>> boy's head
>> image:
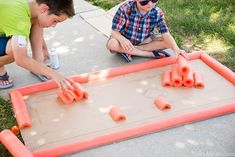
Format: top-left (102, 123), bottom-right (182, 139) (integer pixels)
top-left (36, 0), bottom-right (75, 28)
top-left (136, 0), bottom-right (158, 12)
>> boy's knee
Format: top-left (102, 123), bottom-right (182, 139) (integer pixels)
top-left (6, 54), bottom-right (14, 63)
top-left (106, 38), bottom-right (119, 51)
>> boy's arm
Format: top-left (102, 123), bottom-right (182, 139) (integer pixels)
top-left (30, 24), bottom-right (48, 62)
top-left (111, 30), bottom-right (134, 52)
top-left (162, 32), bottom-right (188, 59)
top-left (111, 30), bottom-right (125, 42)
top-left (11, 35), bottom-right (65, 85)
top-left (42, 38), bottom-right (49, 60)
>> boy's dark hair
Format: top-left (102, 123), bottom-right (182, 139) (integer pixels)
top-left (36, 0), bottom-right (75, 17)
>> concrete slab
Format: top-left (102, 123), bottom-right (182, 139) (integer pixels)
top-left (65, 113), bottom-right (235, 157)
top-left (74, 0), bottom-right (99, 14)
top-left (78, 0), bottom-right (126, 37)
top-left (79, 8), bottom-right (112, 37)
top-left (81, 14), bottom-right (112, 37)
top-left (79, 9), bottom-right (106, 19)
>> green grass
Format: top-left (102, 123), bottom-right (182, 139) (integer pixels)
top-left (0, 97), bottom-right (19, 157)
top-left (86, 0), bottom-right (235, 71)
top-left (86, 0), bottom-right (124, 10)
top-left (160, 0), bottom-right (235, 70)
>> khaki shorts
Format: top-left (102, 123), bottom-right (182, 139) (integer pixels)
top-left (106, 33), bottom-right (163, 53)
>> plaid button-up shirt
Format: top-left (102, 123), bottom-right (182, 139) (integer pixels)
top-left (112, 0), bottom-right (168, 45)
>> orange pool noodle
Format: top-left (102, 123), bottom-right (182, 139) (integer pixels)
top-left (10, 90), bottom-right (32, 129)
top-left (171, 64), bottom-right (183, 87)
top-left (188, 51), bottom-right (202, 60)
top-left (183, 70), bottom-right (194, 87)
top-left (0, 129), bottom-right (33, 157)
top-left (109, 107), bottom-right (126, 121)
top-left (57, 91), bottom-right (74, 104)
top-left (178, 55), bottom-right (190, 76)
top-left (18, 81), bottom-right (57, 96)
top-left (58, 82), bottom-right (88, 104)
top-left (11, 125), bottom-right (20, 135)
top-left (162, 71), bottom-right (172, 87)
top-left (72, 83), bottom-right (89, 100)
top-left (201, 53), bottom-right (235, 85)
top-left (154, 97), bottom-right (171, 111)
top-left (193, 72), bottom-right (205, 88)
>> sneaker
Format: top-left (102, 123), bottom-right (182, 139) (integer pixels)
top-left (152, 50), bottom-right (171, 57)
top-left (31, 72), bottom-right (49, 82)
top-left (119, 53), bottom-right (132, 62)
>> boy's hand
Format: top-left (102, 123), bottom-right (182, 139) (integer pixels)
top-left (50, 72), bottom-right (73, 90)
top-left (176, 49), bottom-right (189, 60)
top-left (119, 38), bottom-right (134, 53)
top-left (59, 78), bottom-right (75, 91)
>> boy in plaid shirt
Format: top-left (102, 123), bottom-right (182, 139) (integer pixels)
top-left (106, 0), bottom-right (187, 62)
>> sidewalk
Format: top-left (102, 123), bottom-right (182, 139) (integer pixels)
top-left (1, 0), bottom-right (235, 156)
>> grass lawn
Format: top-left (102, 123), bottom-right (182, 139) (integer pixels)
top-left (86, 0), bottom-right (235, 71)
top-left (0, 97), bottom-right (19, 156)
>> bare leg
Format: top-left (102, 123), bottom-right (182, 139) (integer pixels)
top-left (0, 55), bottom-right (14, 69)
top-left (0, 39), bottom-right (14, 73)
top-left (107, 38), bottom-right (155, 58)
top-left (137, 39), bottom-right (169, 52)
top-left (0, 38), bottom-right (14, 87)
top-left (107, 37), bottom-right (169, 58)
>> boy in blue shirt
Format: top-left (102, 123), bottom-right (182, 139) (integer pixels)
top-left (106, 0), bottom-right (187, 62)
